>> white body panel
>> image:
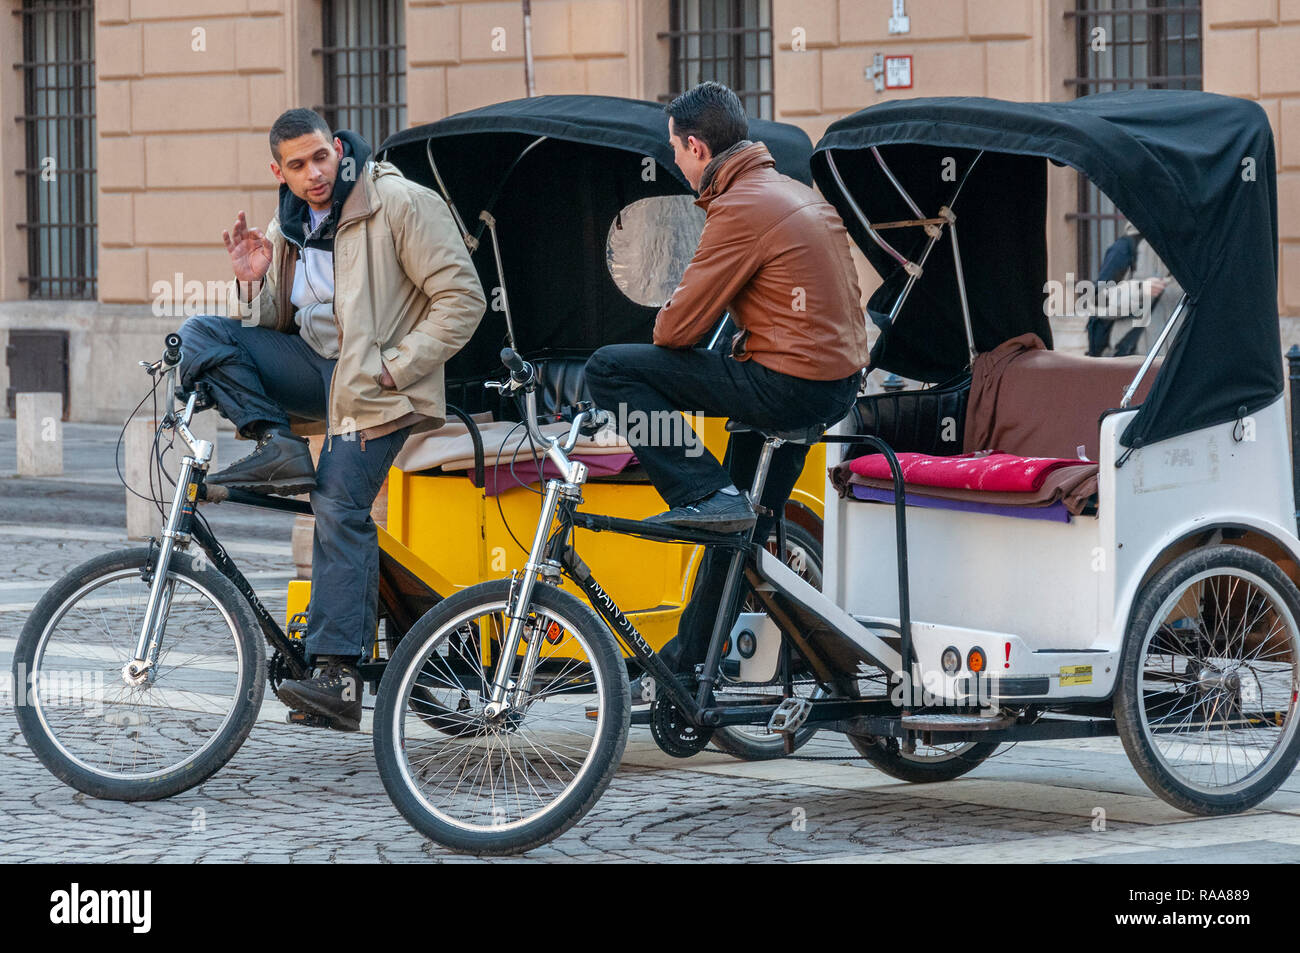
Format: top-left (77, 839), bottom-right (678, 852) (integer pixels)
top-left (823, 394), bottom-right (1300, 704)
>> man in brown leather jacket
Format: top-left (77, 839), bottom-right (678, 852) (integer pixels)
top-left (585, 81), bottom-right (868, 676)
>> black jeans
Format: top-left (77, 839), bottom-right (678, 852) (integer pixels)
top-left (177, 314), bottom-right (411, 660)
top-left (584, 343), bottom-right (858, 673)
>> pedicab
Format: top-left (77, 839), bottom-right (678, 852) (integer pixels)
top-left (10, 95), bottom-right (829, 803)
top-left (370, 89), bottom-right (1300, 855)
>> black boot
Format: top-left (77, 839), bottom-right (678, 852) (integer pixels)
top-left (278, 656), bottom-right (362, 731)
top-left (207, 425), bottom-right (316, 495)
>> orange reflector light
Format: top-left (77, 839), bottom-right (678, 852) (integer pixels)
top-left (545, 620), bottom-right (563, 645)
top-left (967, 647), bottom-right (986, 673)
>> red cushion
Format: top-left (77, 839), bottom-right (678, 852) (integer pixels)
top-left (848, 451), bottom-right (1088, 493)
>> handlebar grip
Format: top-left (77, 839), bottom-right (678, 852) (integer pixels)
top-left (500, 347), bottom-right (531, 385)
top-left (163, 332), bottom-right (182, 366)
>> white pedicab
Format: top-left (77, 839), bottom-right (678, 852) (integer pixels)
top-left (372, 90), bottom-right (1300, 855)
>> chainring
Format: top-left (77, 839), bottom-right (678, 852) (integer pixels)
top-left (649, 677), bottom-right (714, 758)
top-left (268, 649), bottom-right (297, 702)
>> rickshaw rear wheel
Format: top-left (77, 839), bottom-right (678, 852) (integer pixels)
top-left (711, 521), bottom-right (824, 761)
top-left (1115, 544), bottom-right (1300, 816)
top-left (847, 734), bottom-right (998, 782)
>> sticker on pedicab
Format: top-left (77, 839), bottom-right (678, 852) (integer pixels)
top-left (1059, 665), bottom-right (1092, 686)
top-left (1132, 436), bottom-right (1219, 493)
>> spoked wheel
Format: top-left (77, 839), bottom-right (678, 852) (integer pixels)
top-left (383, 615), bottom-right (483, 737)
top-left (12, 547), bottom-right (265, 800)
top-left (847, 734), bottom-right (998, 782)
top-left (841, 663), bottom-right (998, 782)
top-left (711, 521), bottom-right (825, 761)
top-left (373, 579), bottom-right (630, 855)
top-left (1115, 545), bottom-right (1300, 815)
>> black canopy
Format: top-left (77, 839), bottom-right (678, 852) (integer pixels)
top-left (380, 95), bottom-right (813, 384)
top-left (812, 90), bottom-right (1281, 450)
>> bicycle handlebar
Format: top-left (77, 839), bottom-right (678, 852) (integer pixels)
top-left (491, 349), bottom-right (594, 483)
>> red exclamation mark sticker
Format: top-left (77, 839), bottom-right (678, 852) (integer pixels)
top-left (1004, 642), bottom-right (1011, 669)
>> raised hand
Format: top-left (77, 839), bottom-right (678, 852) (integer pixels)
top-left (222, 211), bottom-right (273, 283)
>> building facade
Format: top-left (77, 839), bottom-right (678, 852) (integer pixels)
top-left (1, 0), bottom-right (1297, 422)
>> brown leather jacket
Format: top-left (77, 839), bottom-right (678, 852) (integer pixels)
top-left (653, 142), bottom-right (869, 381)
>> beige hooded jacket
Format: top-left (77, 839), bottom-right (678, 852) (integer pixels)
top-left (229, 159), bottom-right (486, 443)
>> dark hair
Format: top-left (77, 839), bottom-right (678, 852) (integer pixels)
top-left (665, 81), bottom-right (748, 157)
top-left (269, 108), bottom-right (332, 161)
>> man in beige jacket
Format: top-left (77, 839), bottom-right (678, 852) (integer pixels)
top-left (177, 108), bottom-right (485, 729)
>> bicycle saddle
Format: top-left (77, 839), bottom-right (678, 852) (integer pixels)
top-left (723, 419), bottom-right (827, 444)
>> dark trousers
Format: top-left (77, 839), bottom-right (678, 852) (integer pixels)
top-left (584, 343), bottom-right (858, 673)
top-left (177, 314), bottom-right (410, 660)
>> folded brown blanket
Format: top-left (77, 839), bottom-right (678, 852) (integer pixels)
top-left (830, 459), bottom-right (1098, 516)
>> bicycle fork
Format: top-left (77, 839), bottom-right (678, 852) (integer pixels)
top-left (482, 478), bottom-right (574, 718)
top-left (123, 396), bottom-right (214, 687)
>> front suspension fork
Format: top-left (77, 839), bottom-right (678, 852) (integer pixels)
top-left (483, 480), bottom-right (566, 717)
top-left (123, 406), bottom-right (213, 685)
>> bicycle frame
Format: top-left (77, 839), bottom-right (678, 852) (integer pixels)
top-left (484, 370), bottom-right (916, 731)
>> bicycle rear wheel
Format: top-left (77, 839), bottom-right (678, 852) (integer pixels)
top-left (13, 547), bottom-right (265, 800)
top-left (374, 578), bottom-right (629, 854)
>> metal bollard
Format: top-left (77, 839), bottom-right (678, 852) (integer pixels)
top-left (15, 392), bottom-right (63, 476)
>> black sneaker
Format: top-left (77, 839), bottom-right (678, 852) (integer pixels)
top-left (277, 659), bottom-right (362, 731)
top-left (207, 428), bottom-right (316, 495)
top-left (646, 490), bottom-right (756, 534)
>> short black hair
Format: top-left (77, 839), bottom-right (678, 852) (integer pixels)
top-left (665, 81), bottom-right (748, 157)
top-left (269, 108), bottom-right (332, 161)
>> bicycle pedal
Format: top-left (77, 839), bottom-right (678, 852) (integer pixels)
top-left (767, 696), bottom-right (812, 735)
top-left (286, 710), bottom-right (355, 731)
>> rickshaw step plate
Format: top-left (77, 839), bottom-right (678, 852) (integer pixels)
top-left (901, 712), bottom-right (1016, 732)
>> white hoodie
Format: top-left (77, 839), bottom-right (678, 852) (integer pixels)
top-left (289, 206), bottom-right (339, 359)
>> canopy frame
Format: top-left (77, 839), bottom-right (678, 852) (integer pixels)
top-left (1120, 291), bottom-right (1190, 410)
top-left (823, 147), bottom-right (986, 366)
top-left (425, 134), bottom-right (554, 351)
top-left (425, 139), bottom-right (476, 251)
top-left (810, 91), bottom-right (1282, 452)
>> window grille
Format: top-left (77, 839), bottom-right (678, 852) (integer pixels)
top-left (316, 0), bottom-right (407, 151)
top-left (662, 0), bottom-right (773, 120)
top-left (1067, 2), bottom-right (1201, 277)
top-left (16, 0), bottom-right (97, 300)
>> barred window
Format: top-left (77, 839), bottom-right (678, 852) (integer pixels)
top-left (663, 0), bottom-right (773, 120)
top-left (17, 0), bottom-right (96, 300)
top-left (1067, 1), bottom-right (1201, 278)
top-left (316, 0), bottom-right (407, 151)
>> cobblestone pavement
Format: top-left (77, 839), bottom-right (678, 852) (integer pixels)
top-left (6, 421), bottom-right (1300, 862)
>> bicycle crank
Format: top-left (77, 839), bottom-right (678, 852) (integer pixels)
top-left (649, 676), bottom-right (714, 758)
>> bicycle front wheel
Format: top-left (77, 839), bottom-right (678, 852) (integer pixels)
top-left (374, 578), bottom-right (630, 855)
top-left (13, 547), bottom-right (265, 800)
